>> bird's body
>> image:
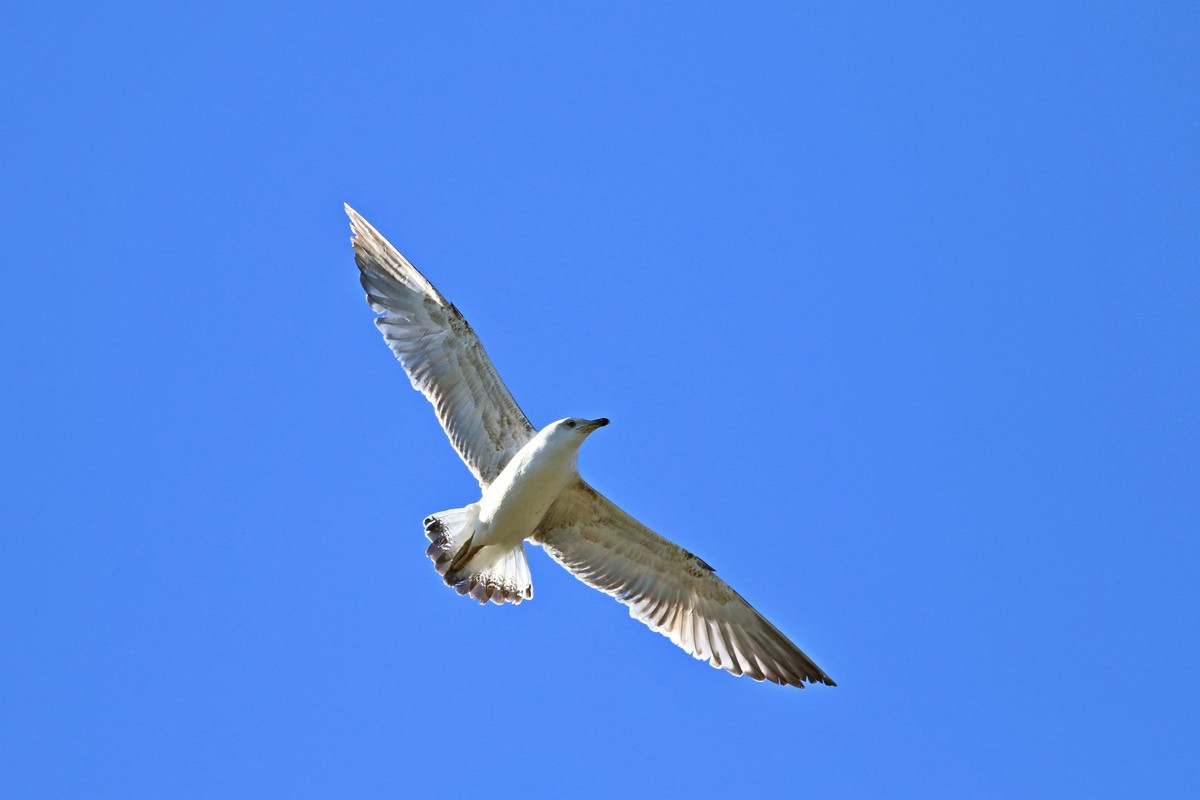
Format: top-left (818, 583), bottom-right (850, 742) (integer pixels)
top-left (475, 419), bottom-right (603, 552)
top-left (425, 418), bottom-right (610, 603)
top-left (346, 204), bottom-right (837, 688)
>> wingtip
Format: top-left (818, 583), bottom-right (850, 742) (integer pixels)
top-left (797, 668), bottom-right (837, 688)
top-left (776, 672), bottom-right (836, 689)
top-left (344, 203), bottom-right (373, 245)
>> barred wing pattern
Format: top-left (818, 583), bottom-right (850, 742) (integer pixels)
top-left (533, 481), bottom-right (836, 688)
top-left (347, 205), bottom-right (536, 487)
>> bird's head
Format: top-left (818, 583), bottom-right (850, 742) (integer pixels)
top-left (545, 416), bottom-right (610, 447)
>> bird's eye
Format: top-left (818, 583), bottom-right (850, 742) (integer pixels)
top-left (565, 420), bottom-right (576, 428)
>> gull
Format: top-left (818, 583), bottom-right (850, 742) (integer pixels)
top-left (346, 204), bottom-right (836, 688)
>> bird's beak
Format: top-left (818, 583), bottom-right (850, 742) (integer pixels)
top-left (579, 417), bottom-right (610, 433)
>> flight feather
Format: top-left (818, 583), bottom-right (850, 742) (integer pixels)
top-left (534, 481), bottom-right (836, 687)
top-left (346, 204), bottom-right (535, 486)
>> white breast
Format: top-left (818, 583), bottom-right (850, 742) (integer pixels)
top-left (474, 432), bottom-right (580, 548)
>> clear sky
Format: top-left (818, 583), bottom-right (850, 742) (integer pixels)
top-left (2, 2), bottom-right (1197, 797)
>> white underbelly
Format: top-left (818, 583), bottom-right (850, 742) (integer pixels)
top-left (476, 453), bottom-right (573, 548)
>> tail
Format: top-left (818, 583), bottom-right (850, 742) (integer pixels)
top-left (423, 506), bottom-right (533, 605)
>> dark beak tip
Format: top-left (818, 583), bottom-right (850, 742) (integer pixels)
top-left (598, 417), bottom-right (610, 426)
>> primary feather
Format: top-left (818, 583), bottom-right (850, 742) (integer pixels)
top-left (348, 205), bottom-right (534, 487)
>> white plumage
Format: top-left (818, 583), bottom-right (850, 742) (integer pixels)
top-left (347, 204), bottom-right (835, 688)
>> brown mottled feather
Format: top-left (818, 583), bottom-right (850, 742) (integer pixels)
top-left (346, 205), bottom-right (535, 487)
top-left (534, 480), bottom-right (836, 688)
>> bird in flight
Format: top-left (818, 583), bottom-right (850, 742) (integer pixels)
top-left (346, 204), bottom-right (835, 688)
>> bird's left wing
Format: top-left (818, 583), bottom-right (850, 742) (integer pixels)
top-left (346, 205), bottom-right (536, 487)
top-left (532, 480), bottom-right (836, 688)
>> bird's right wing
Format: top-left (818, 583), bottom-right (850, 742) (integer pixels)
top-left (346, 205), bottom-right (536, 487)
top-left (533, 480), bottom-right (836, 688)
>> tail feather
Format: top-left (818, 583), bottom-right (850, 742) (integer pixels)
top-left (423, 506), bottom-right (533, 605)
top-left (424, 505), bottom-right (479, 574)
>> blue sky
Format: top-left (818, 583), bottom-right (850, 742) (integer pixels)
top-left (2, 2), bottom-right (1197, 797)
